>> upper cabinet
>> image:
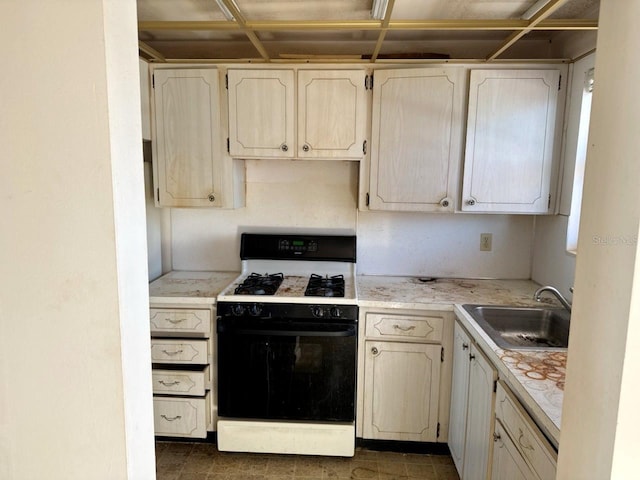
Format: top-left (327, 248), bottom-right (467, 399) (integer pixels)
top-left (227, 68), bottom-right (367, 160)
top-left (152, 68), bottom-right (244, 208)
top-left (367, 68), bottom-right (465, 212)
top-left (461, 69), bottom-right (563, 214)
top-left (153, 68), bottom-right (223, 207)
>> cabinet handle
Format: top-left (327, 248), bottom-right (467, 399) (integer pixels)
top-left (518, 428), bottom-right (535, 451)
top-left (466, 199), bottom-right (476, 206)
top-left (167, 318), bottom-right (186, 324)
top-left (158, 380), bottom-right (180, 386)
top-left (160, 415), bottom-right (182, 422)
top-left (469, 353), bottom-right (476, 360)
top-left (493, 432), bottom-right (501, 442)
top-left (440, 198), bottom-right (450, 208)
top-left (162, 349), bottom-right (183, 356)
top-left (393, 324), bottom-right (416, 332)
top-left (281, 144), bottom-right (288, 152)
top-left (371, 347), bottom-right (379, 355)
top-left (302, 144), bottom-right (310, 152)
top-left (462, 343), bottom-right (469, 350)
top-left (208, 194), bottom-right (215, 202)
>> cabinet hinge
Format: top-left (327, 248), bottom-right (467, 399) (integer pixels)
top-left (225, 73), bottom-right (228, 90)
top-left (152, 74), bottom-right (155, 89)
top-left (548, 194), bottom-right (552, 209)
top-left (366, 193), bottom-right (370, 206)
top-left (365, 74), bottom-right (374, 90)
top-left (156, 189), bottom-right (159, 202)
top-left (441, 347), bottom-right (444, 362)
top-left (558, 74), bottom-right (562, 91)
top-left (493, 380), bottom-right (498, 393)
top-left (226, 137), bottom-right (230, 153)
top-left (437, 422), bottom-right (441, 439)
top-left (363, 140), bottom-right (367, 155)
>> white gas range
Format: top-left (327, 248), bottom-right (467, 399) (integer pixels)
top-left (216, 233), bottom-right (358, 457)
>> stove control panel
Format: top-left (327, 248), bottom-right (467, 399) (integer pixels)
top-left (217, 302), bottom-right (358, 321)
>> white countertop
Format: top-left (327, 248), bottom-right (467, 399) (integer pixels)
top-left (149, 270), bottom-right (240, 304)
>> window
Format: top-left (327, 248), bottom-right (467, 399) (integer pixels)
top-left (566, 67), bottom-right (594, 254)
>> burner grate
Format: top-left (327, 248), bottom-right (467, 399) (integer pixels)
top-left (305, 274), bottom-right (345, 297)
top-left (234, 272), bottom-right (284, 295)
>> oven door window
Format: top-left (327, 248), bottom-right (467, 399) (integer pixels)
top-left (217, 319), bottom-right (356, 422)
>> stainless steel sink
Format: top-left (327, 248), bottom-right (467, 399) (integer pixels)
top-left (462, 305), bottom-right (570, 350)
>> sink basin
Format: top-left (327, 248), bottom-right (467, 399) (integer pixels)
top-left (462, 305), bottom-right (570, 350)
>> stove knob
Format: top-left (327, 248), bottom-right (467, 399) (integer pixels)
top-left (248, 303), bottom-right (263, 316)
top-left (231, 304), bottom-right (245, 316)
top-left (330, 307), bottom-right (342, 318)
top-left (311, 306), bottom-right (324, 318)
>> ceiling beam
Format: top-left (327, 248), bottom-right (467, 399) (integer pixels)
top-left (487, 0), bottom-right (571, 61)
top-left (370, 0), bottom-right (396, 62)
top-left (138, 18), bottom-right (597, 32)
top-left (217, 0), bottom-right (270, 61)
top-left (138, 41), bottom-right (166, 62)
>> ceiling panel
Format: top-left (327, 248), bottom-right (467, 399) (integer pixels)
top-left (138, 0), bottom-right (226, 21)
top-left (235, 0), bottom-right (372, 21)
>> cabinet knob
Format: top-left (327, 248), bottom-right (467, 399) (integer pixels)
top-left (302, 144), bottom-right (310, 152)
top-left (440, 198), bottom-right (450, 208)
top-left (371, 347), bottom-right (379, 355)
top-left (281, 144), bottom-right (289, 152)
top-left (493, 432), bottom-right (501, 442)
top-left (469, 353), bottom-right (476, 360)
top-left (462, 343), bottom-right (469, 350)
top-left (466, 199), bottom-right (476, 206)
top-left (208, 194), bottom-right (215, 202)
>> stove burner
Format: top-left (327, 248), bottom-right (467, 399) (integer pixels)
top-left (305, 274), bottom-right (345, 297)
top-left (234, 273), bottom-right (284, 295)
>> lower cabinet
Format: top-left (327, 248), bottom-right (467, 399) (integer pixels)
top-left (449, 321), bottom-right (497, 480)
top-left (150, 304), bottom-right (217, 439)
top-left (491, 422), bottom-right (537, 480)
top-left (359, 308), bottom-right (454, 443)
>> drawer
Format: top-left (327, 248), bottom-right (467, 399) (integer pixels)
top-left (149, 308), bottom-right (211, 336)
top-left (152, 366), bottom-right (209, 396)
top-left (365, 313), bottom-right (444, 343)
top-left (151, 339), bottom-right (208, 364)
top-left (153, 392), bottom-right (210, 438)
top-left (495, 382), bottom-right (557, 480)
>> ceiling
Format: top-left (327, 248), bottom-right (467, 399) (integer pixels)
top-left (138, 0), bottom-right (599, 63)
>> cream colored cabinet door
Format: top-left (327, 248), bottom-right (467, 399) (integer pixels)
top-left (449, 322), bottom-right (472, 476)
top-left (297, 70), bottom-right (366, 159)
top-left (491, 422), bottom-right (537, 480)
top-left (363, 341), bottom-right (441, 442)
top-left (368, 68), bottom-right (465, 212)
top-left (227, 69), bottom-right (295, 158)
top-left (153, 68), bottom-right (223, 207)
top-left (463, 343), bottom-right (497, 480)
top-left (462, 69), bottom-right (561, 213)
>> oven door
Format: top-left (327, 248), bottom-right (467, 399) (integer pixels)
top-left (217, 316), bottom-right (357, 422)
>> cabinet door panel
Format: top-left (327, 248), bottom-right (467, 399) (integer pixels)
top-left (153, 69), bottom-right (222, 207)
top-left (297, 70), bottom-right (366, 159)
top-left (491, 422), bottom-right (537, 480)
top-left (462, 69), bottom-right (560, 213)
top-left (228, 69), bottom-right (295, 158)
top-left (464, 344), bottom-right (497, 480)
top-left (369, 68), bottom-right (464, 212)
top-left (363, 341), bottom-right (441, 442)
top-left (449, 323), bottom-right (472, 475)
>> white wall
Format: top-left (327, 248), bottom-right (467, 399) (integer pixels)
top-left (557, 0), bottom-right (640, 477)
top-left (0, 1), bottom-right (155, 479)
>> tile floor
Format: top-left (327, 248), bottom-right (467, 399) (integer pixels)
top-left (156, 441), bottom-right (460, 480)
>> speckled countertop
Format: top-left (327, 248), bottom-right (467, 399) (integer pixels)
top-left (149, 270), bottom-right (239, 304)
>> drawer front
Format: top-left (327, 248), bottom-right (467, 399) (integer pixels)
top-left (366, 313), bottom-right (444, 342)
top-left (151, 339), bottom-right (208, 364)
top-left (152, 367), bottom-right (209, 396)
top-left (153, 393), bottom-right (210, 438)
top-left (495, 382), bottom-right (557, 480)
top-left (149, 308), bottom-right (211, 335)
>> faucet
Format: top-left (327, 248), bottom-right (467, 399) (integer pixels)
top-left (534, 285), bottom-right (572, 313)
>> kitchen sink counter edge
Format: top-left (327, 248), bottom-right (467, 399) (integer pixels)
top-left (358, 275), bottom-right (563, 448)
top-left (149, 270), bottom-right (240, 304)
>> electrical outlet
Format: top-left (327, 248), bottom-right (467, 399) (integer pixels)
top-left (480, 233), bottom-right (492, 252)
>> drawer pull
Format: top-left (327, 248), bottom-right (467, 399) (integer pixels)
top-left (167, 318), bottom-right (187, 324)
top-left (393, 324), bottom-right (416, 332)
top-left (160, 414), bottom-right (182, 422)
top-left (158, 380), bottom-right (180, 387)
top-left (462, 342), bottom-right (469, 350)
top-left (161, 349), bottom-right (184, 356)
top-left (518, 428), bottom-right (535, 451)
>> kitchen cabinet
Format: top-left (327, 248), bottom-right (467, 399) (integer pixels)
top-left (359, 309), bottom-right (453, 442)
top-left (152, 67), bottom-right (244, 208)
top-left (227, 68), bottom-right (367, 159)
top-left (366, 67), bottom-right (465, 212)
top-left (493, 381), bottom-right (557, 480)
top-left (449, 321), bottom-right (497, 480)
top-left (461, 69), bottom-right (563, 214)
top-left (150, 304), bottom-right (217, 438)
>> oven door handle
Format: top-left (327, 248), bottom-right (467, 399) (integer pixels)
top-left (218, 324), bottom-right (356, 337)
